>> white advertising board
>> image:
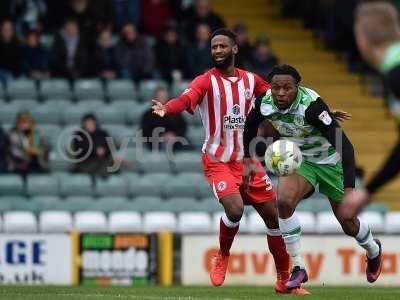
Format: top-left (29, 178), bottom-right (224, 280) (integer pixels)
top-left (182, 235), bottom-right (400, 285)
top-left (0, 234), bottom-right (72, 284)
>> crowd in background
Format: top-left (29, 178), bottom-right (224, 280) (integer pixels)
top-left (0, 0), bottom-right (278, 83)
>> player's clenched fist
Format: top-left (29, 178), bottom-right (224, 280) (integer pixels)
top-left (151, 100), bottom-right (166, 117)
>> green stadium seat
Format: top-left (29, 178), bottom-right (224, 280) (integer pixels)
top-left (364, 202), bottom-right (387, 214)
top-left (7, 79), bottom-right (38, 99)
top-left (184, 110), bottom-right (202, 126)
top-left (31, 102), bottom-right (67, 125)
top-left (125, 102), bottom-right (149, 124)
top-left (95, 175), bottom-right (129, 197)
top-left (164, 197), bottom-right (201, 212)
top-left (163, 172), bottom-right (206, 198)
top-left (91, 197), bottom-right (128, 212)
top-left (30, 196), bottom-right (64, 211)
top-left (59, 174), bottom-right (93, 196)
top-left (187, 126), bottom-right (204, 147)
top-left (198, 197), bottom-right (222, 213)
top-left (62, 101), bottom-right (104, 124)
top-left (0, 83), bottom-right (5, 98)
top-left (49, 150), bottom-right (73, 172)
top-left (138, 152), bottom-right (172, 173)
top-left (298, 196), bottom-right (331, 213)
top-left (59, 196), bottom-right (95, 212)
top-left (26, 174), bottom-right (59, 196)
top-left (12, 99), bottom-right (40, 111)
top-left (170, 80), bottom-right (191, 97)
top-left (0, 103), bottom-right (21, 124)
top-left (0, 175), bottom-right (25, 196)
top-left (36, 125), bottom-right (61, 149)
top-left (171, 151), bottom-right (202, 173)
top-left (40, 79), bottom-right (71, 100)
top-left (103, 125), bottom-right (135, 147)
top-left (0, 196), bottom-right (26, 211)
top-left (127, 196), bottom-right (164, 212)
top-left (107, 79), bottom-right (137, 100)
top-left (129, 173), bottom-right (169, 197)
top-left (138, 80), bottom-right (168, 102)
top-left (94, 104), bottom-right (125, 125)
top-left (74, 79), bottom-right (104, 100)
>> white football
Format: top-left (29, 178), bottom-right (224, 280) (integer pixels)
top-left (265, 139), bottom-right (303, 176)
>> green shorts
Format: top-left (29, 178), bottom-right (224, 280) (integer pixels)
top-left (297, 160), bottom-right (344, 202)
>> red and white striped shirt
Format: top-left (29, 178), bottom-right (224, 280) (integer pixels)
top-left (165, 68), bottom-right (270, 162)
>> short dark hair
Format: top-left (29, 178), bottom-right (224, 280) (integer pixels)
top-left (210, 28), bottom-right (236, 45)
top-left (82, 113), bottom-right (97, 122)
top-left (267, 64), bottom-right (301, 83)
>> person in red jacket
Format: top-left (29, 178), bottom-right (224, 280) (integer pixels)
top-left (152, 28), bottom-right (310, 295)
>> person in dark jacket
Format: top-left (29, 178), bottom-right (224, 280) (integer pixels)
top-left (22, 29), bottom-right (49, 79)
top-left (0, 19), bottom-right (22, 82)
top-left (91, 28), bottom-right (117, 79)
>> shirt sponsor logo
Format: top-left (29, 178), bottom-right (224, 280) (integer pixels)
top-left (232, 104), bottom-right (240, 115)
top-left (318, 111), bottom-right (332, 125)
top-left (294, 115), bottom-right (304, 126)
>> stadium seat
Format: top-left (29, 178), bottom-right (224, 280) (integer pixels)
top-left (63, 101), bottom-right (104, 124)
top-left (30, 196), bottom-right (64, 211)
top-left (170, 80), bottom-right (191, 97)
top-left (26, 174), bottom-right (59, 196)
top-left (297, 211), bottom-right (316, 233)
top-left (32, 101), bottom-right (71, 125)
top-left (0, 214), bottom-right (2, 232)
top-left (49, 150), bottom-right (72, 172)
top-left (39, 211), bottom-right (73, 233)
top-left (7, 79), bottom-right (38, 99)
top-left (138, 152), bottom-right (172, 173)
top-left (316, 212), bottom-right (343, 233)
top-left (0, 103), bottom-right (21, 124)
top-left (187, 126), bottom-right (204, 147)
top-left (40, 79), bottom-right (71, 100)
top-left (3, 211), bottom-right (37, 233)
top-left (138, 80), bottom-right (168, 102)
top-left (0, 175), bottom-right (25, 196)
top-left (109, 211), bottom-right (142, 232)
top-left (143, 211), bottom-right (177, 232)
top-left (74, 79), bottom-right (104, 100)
top-left (170, 151), bottom-right (202, 173)
top-left (12, 99), bottom-right (40, 111)
top-left (0, 196), bottom-right (26, 211)
top-left (91, 197), bottom-right (128, 212)
top-left (37, 124), bottom-right (61, 148)
top-left (119, 147), bottom-right (141, 172)
top-left (178, 212), bottom-right (212, 233)
top-left (183, 110), bottom-right (202, 126)
top-left (95, 176), bottom-right (129, 197)
top-left (58, 196), bottom-right (94, 212)
top-left (364, 202), bottom-right (387, 214)
top-left (298, 197), bottom-right (331, 213)
top-left (129, 173), bottom-right (169, 197)
top-left (164, 173), bottom-right (202, 198)
top-left (124, 102), bottom-right (148, 124)
top-left (74, 211), bottom-right (107, 232)
top-left (107, 79), bottom-right (137, 100)
top-left (59, 174), bottom-right (93, 196)
top-left (384, 212), bottom-right (400, 233)
top-left (127, 196), bottom-right (164, 212)
top-left (164, 197), bottom-right (200, 212)
top-left (103, 125), bottom-right (135, 146)
top-left (359, 212), bottom-right (384, 233)
top-left (197, 197), bottom-right (223, 213)
top-left (94, 104), bottom-right (126, 125)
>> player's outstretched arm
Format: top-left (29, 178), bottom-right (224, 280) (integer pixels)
top-left (331, 109), bottom-right (352, 122)
top-left (151, 100), bottom-right (167, 117)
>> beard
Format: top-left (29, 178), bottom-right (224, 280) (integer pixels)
top-left (212, 52), bottom-right (234, 69)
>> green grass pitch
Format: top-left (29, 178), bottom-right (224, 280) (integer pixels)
top-left (0, 286), bottom-right (399, 300)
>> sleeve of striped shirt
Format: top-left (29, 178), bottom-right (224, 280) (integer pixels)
top-left (253, 73), bottom-right (271, 97)
top-left (165, 74), bottom-right (207, 115)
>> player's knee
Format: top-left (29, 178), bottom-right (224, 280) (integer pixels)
top-left (225, 204), bottom-right (244, 223)
top-left (338, 216), bottom-right (358, 237)
top-left (277, 194), bottom-right (296, 216)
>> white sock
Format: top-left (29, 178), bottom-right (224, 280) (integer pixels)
top-left (279, 213), bottom-right (304, 268)
top-left (356, 218), bottom-right (380, 259)
top-left (266, 227), bottom-right (281, 236)
top-left (221, 213), bottom-right (240, 228)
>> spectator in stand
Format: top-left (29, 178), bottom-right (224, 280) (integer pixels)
top-left (155, 23), bottom-right (185, 82)
top-left (184, 23), bottom-right (211, 78)
top-left (51, 18), bottom-right (89, 79)
top-left (245, 34), bottom-right (278, 80)
top-left (22, 29), bottom-right (49, 79)
top-left (114, 22), bottom-right (155, 81)
top-left (7, 112), bottom-right (49, 177)
top-left (63, 0), bottom-right (114, 41)
top-left (142, 0), bottom-right (172, 40)
top-left (141, 86), bottom-right (188, 152)
top-left (10, 0), bottom-right (47, 35)
top-left (91, 28), bottom-right (117, 80)
top-left (0, 126), bottom-right (9, 173)
top-left (72, 113), bottom-right (113, 177)
top-left (232, 23), bottom-right (253, 69)
top-left (182, 0), bottom-right (225, 42)
top-left (111, 0), bottom-right (141, 30)
top-left (0, 19), bottom-right (22, 82)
